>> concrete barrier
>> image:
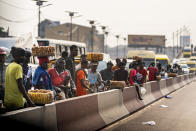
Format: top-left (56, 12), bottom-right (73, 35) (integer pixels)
top-left (159, 79), bottom-right (170, 95)
top-left (97, 89), bottom-right (129, 125)
top-left (1, 73), bottom-right (196, 131)
top-left (123, 86), bottom-right (144, 113)
top-left (150, 81), bottom-right (164, 99)
top-left (166, 78), bottom-right (175, 92)
top-left (55, 94), bottom-right (105, 131)
top-left (0, 103), bottom-right (58, 131)
top-left (142, 82), bottom-right (156, 105)
top-left (177, 76), bottom-right (183, 87)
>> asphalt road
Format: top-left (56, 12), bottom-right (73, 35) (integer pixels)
top-left (102, 80), bottom-right (196, 131)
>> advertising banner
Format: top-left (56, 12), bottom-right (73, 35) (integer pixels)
top-left (128, 35), bottom-right (165, 47)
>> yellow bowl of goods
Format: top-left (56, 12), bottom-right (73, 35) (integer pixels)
top-left (28, 89), bottom-right (54, 105)
top-left (32, 46), bottom-right (55, 57)
top-left (87, 52), bottom-right (103, 61)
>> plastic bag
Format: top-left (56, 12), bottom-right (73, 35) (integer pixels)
top-left (140, 87), bottom-right (146, 96)
top-left (142, 121), bottom-right (156, 126)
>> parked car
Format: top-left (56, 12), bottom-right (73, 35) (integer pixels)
top-left (180, 64), bottom-right (190, 74)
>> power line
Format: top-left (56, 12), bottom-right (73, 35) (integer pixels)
top-left (0, 16), bottom-right (37, 23)
top-left (0, 0), bottom-right (35, 11)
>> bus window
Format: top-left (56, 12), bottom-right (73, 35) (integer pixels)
top-left (59, 45), bottom-right (62, 53)
top-left (64, 46), bottom-right (68, 52)
top-left (67, 47), bottom-right (70, 56)
top-left (61, 45), bottom-right (65, 52)
top-left (79, 48), bottom-right (82, 55)
top-left (56, 45), bottom-right (61, 56)
top-left (78, 48), bottom-right (81, 55)
top-left (37, 40), bottom-right (49, 46)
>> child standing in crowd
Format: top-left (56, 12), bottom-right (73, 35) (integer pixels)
top-left (32, 57), bottom-right (53, 90)
top-left (4, 47), bottom-right (35, 111)
top-left (0, 47), bottom-right (6, 101)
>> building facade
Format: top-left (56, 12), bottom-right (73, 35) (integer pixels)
top-left (45, 23), bottom-right (104, 52)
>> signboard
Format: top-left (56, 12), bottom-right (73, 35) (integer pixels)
top-left (128, 35), bottom-right (165, 47)
top-left (180, 36), bottom-right (190, 47)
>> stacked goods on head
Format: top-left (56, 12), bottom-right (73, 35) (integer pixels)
top-left (133, 56), bottom-right (143, 61)
top-left (110, 81), bottom-right (126, 89)
top-left (28, 89), bottom-right (54, 105)
top-left (32, 46), bottom-right (55, 57)
top-left (87, 53), bottom-right (103, 61)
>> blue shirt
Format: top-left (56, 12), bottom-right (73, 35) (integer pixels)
top-left (32, 66), bottom-right (53, 90)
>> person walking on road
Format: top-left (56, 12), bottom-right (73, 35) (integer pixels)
top-left (4, 47), bottom-right (35, 111)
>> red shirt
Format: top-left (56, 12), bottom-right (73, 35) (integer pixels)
top-left (147, 67), bottom-right (158, 81)
top-left (137, 68), bottom-right (147, 83)
top-left (129, 69), bottom-right (136, 86)
top-left (48, 68), bottom-right (69, 87)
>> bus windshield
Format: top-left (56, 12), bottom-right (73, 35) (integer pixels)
top-left (156, 60), bottom-right (168, 68)
top-left (184, 49), bottom-right (191, 52)
top-left (143, 58), bottom-right (155, 67)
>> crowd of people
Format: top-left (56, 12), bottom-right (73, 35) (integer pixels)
top-left (0, 45), bottom-right (182, 112)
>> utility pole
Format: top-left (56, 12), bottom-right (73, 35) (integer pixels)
top-left (101, 26), bottom-right (106, 53)
top-left (105, 32), bottom-right (108, 53)
top-left (173, 32), bottom-right (175, 58)
top-left (89, 20), bottom-right (95, 52)
top-left (176, 29), bottom-right (179, 53)
top-left (179, 28), bottom-right (183, 49)
top-left (32, 0), bottom-right (51, 37)
top-left (116, 35), bottom-right (120, 57)
top-left (123, 38), bottom-right (127, 57)
top-left (65, 11), bottom-right (80, 41)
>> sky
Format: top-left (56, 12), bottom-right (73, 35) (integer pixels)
top-left (0, 0), bottom-right (196, 47)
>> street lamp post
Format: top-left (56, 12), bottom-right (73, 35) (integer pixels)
top-left (116, 35), bottom-right (120, 57)
top-left (33, 0), bottom-right (47, 37)
top-left (69, 12), bottom-right (74, 41)
top-left (89, 20), bottom-right (95, 52)
top-left (105, 32), bottom-right (108, 53)
top-left (123, 38), bottom-right (126, 57)
top-left (173, 32), bottom-right (175, 58)
top-left (101, 26), bottom-right (106, 53)
top-left (33, 0), bottom-right (52, 37)
top-left (65, 11), bottom-right (79, 41)
top-left (176, 29), bottom-right (179, 53)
